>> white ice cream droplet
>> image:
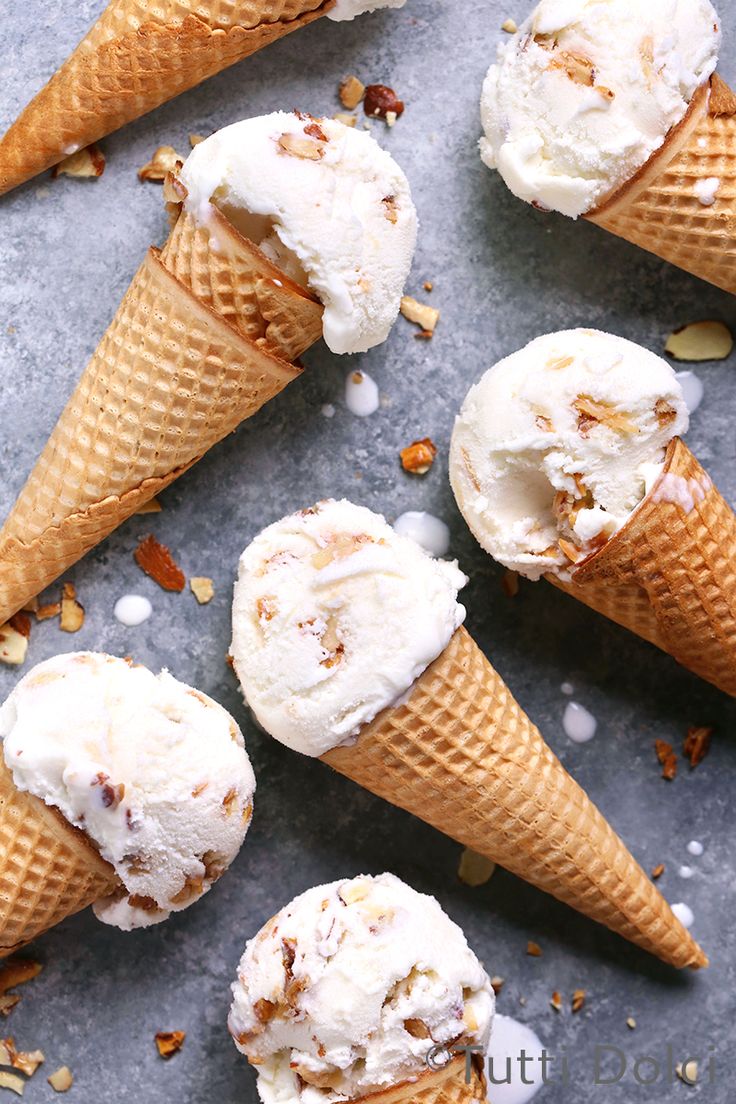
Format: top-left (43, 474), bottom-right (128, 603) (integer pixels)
top-left (686, 840), bottom-right (704, 857)
top-left (485, 1015), bottom-right (546, 1104)
top-left (678, 865), bottom-right (694, 879)
top-left (114, 595), bottom-right (152, 626)
top-left (672, 902), bottom-right (694, 929)
top-left (562, 701), bottom-right (597, 743)
top-left (693, 177), bottom-right (720, 205)
top-left (394, 512), bottom-right (450, 557)
top-left (675, 371), bottom-right (704, 415)
top-left (560, 681), bottom-right (574, 696)
top-left (321, 403), bottom-right (336, 418)
top-left (345, 370), bottom-right (380, 416)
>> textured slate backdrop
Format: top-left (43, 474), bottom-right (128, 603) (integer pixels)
top-left (0, 2), bottom-right (735, 1102)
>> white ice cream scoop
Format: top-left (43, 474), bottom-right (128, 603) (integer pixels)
top-left (449, 329), bottom-right (688, 580)
top-left (228, 872), bottom-right (494, 1104)
top-left (0, 652), bottom-right (256, 931)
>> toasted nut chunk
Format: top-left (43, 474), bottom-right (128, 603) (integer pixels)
top-left (684, 725), bottom-right (713, 768)
top-left (626, 1017), bottom-right (637, 1030)
top-left (400, 296), bottom-right (440, 333)
top-left (190, 577), bottom-right (215, 605)
top-left (0, 962), bottom-right (42, 995)
top-left (60, 582), bottom-right (85, 633)
top-left (400, 438), bottom-right (437, 474)
top-left (36, 602), bottom-right (61, 622)
top-left (278, 133), bottom-right (325, 161)
top-left (339, 75), bottom-right (365, 110)
top-left (189, 134), bottom-right (205, 147)
top-left (651, 863), bottom-right (665, 880)
top-left (53, 144), bottom-right (105, 179)
top-left (501, 571), bottom-right (520, 598)
top-left (48, 1067), bottom-right (73, 1092)
top-left (404, 1019), bottom-right (430, 1039)
top-left (526, 941), bottom-right (542, 957)
top-left (550, 50), bottom-right (596, 86)
top-left (364, 84), bottom-right (405, 120)
top-left (0, 619), bottom-right (29, 666)
top-left (573, 395), bottom-right (636, 435)
top-left (134, 535), bottom-right (186, 592)
top-left (0, 1070), bottom-right (24, 1095)
top-left (571, 989), bottom-right (586, 1013)
top-left (458, 848), bottom-right (496, 887)
top-left (135, 497), bottom-right (162, 515)
top-left (676, 1060), bottom-right (698, 1085)
top-left (0, 1038), bottom-right (44, 1076)
top-left (665, 321), bottom-right (733, 362)
top-left (550, 991), bottom-right (562, 1012)
top-left (502, 17), bottom-right (518, 32)
top-left (138, 146), bottom-right (184, 182)
top-left (654, 738), bottom-right (678, 780)
top-left (155, 1031), bottom-right (186, 1059)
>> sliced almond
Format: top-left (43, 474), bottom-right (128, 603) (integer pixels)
top-left (333, 112), bottom-right (357, 127)
top-left (683, 725), bottom-right (713, 768)
top-left (526, 941), bottom-right (542, 958)
top-left (155, 1031), bottom-right (186, 1059)
top-left (550, 991), bottom-right (562, 1012)
top-left (676, 1060), bottom-right (698, 1085)
top-left (0, 1070), bottom-right (24, 1096)
top-left (458, 848), bottom-right (496, 887)
top-left (404, 1018), bottom-right (430, 1039)
top-left (138, 146), bottom-right (185, 183)
top-left (52, 144), bottom-right (105, 180)
top-left (36, 602), bottom-right (61, 622)
top-left (47, 1067), bottom-right (73, 1092)
top-left (190, 577), bottom-right (215, 605)
top-left (573, 395), bottom-right (637, 435)
top-left (501, 18), bottom-right (518, 32)
top-left (0, 961), bottom-right (42, 994)
top-left (400, 437), bottom-right (437, 474)
top-left (571, 989), bottom-right (586, 1013)
top-left (626, 1016), bottom-right (637, 1030)
top-left (338, 880), bottom-right (369, 905)
top-left (135, 497), bottom-right (162, 515)
top-left (277, 133), bottom-right (325, 161)
top-left (400, 296), bottom-right (440, 334)
top-left (134, 535), bottom-right (185, 592)
top-left (0, 620), bottom-right (28, 666)
top-left (60, 583), bottom-right (84, 633)
top-left (665, 321), bottom-right (733, 362)
top-left (550, 50), bottom-right (596, 87)
top-left (0, 1039), bottom-right (44, 1077)
top-left (339, 75), bottom-right (365, 110)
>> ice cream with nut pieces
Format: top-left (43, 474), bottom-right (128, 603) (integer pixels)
top-left (230, 499), bottom-right (466, 757)
top-left (228, 872), bottom-right (494, 1104)
top-left (449, 329), bottom-right (689, 580)
top-left (0, 652), bottom-right (255, 930)
top-left (179, 112), bottom-right (417, 355)
top-left (480, 0), bottom-right (720, 217)
top-left (328, 0), bottom-right (407, 19)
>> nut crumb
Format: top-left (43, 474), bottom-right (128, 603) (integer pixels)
top-left (134, 535), bottom-right (186, 592)
top-left (684, 726), bottom-right (712, 768)
top-left (135, 497), bottom-right (162, 515)
top-left (400, 295), bottom-right (440, 334)
top-left (501, 571), bottom-right (520, 598)
top-left (400, 438), bottom-right (437, 475)
top-left (626, 1017), bottom-right (636, 1030)
top-left (52, 144), bottom-right (105, 180)
top-left (502, 17), bottom-right (518, 32)
top-left (278, 132), bottom-right (325, 161)
top-left (550, 991), bottom-right (562, 1012)
top-left (458, 848), bottom-right (496, 887)
top-left (676, 1060), bottom-right (698, 1085)
top-left (138, 145), bottom-right (185, 182)
top-left (339, 75), bottom-right (365, 110)
top-left (0, 1038), bottom-right (45, 1077)
top-left (60, 582), bottom-right (85, 633)
top-left (36, 602), bottom-right (61, 622)
top-left (190, 577), bottom-right (215, 605)
top-left (526, 941), bottom-right (542, 957)
top-left (48, 1067), bottom-right (73, 1092)
top-left (490, 976), bottom-right (505, 995)
top-left (651, 863), bottom-right (665, 880)
top-left (571, 989), bottom-right (586, 1013)
top-left (654, 738), bottom-right (678, 780)
top-left (189, 134), bottom-right (205, 147)
top-left (155, 1031), bottom-right (186, 1059)
top-left (423, 281), bottom-right (434, 292)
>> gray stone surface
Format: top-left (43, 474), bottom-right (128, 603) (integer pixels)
top-left (1, 1), bottom-right (735, 1101)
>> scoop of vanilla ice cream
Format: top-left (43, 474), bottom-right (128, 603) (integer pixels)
top-left (480, 0), bottom-right (720, 217)
top-left (179, 112), bottom-right (417, 355)
top-left (228, 872), bottom-right (494, 1104)
top-left (231, 499), bottom-right (466, 757)
top-left (328, 0), bottom-right (406, 19)
top-left (0, 653), bottom-right (255, 931)
top-left (449, 329), bottom-right (688, 581)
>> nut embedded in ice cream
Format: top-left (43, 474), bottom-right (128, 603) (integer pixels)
top-left (179, 112), bottom-right (417, 355)
top-left (449, 329), bottom-right (689, 580)
top-left (230, 499), bottom-right (466, 757)
top-left (328, 0), bottom-right (406, 19)
top-left (0, 653), bottom-right (255, 931)
top-left (480, 0), bottom-right (720, 217)
top-left (228, 872), bottom-right (494, 1104)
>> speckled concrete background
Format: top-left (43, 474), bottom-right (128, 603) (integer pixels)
top-left (0, 1), bottom-right (735, 1101)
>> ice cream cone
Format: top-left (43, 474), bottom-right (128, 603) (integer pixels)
top-left (550, 436), bottom-right (736, 696)
top-left (0, 0), bottom-right (334, 197)
top-left (587, 75), bottom-right (736, 293)
top-left (0, 202), bottom-right (323, 624)
top-left (323, 626), bottom-right (706, 969)
top-left (0, 756), bottom-right (117, 956)
top-left (360, 1057), bottom-right (486, 1104)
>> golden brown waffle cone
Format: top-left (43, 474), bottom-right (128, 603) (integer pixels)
top-left (0, 0), bottom-right (334, 196)
top-left (0, 757), bottom-right (117, 956)
top-left (357, 1057), bottom-right (486, 1104)
top-left (323, 627), bottom-right (706, 969)
top-left (551, 437), bottom-right (736, 696)
top-left (0, 203), bottom-right (324, 623)
top-left (587, 74), bottom-right (736, 293)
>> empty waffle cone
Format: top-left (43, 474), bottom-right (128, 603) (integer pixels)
top-left (551, 436), bottom-right (736, 696)
top-left (0, 202), bottom-right (324, 623)
top-left (0, 756), bottom-right (117, 956)
top-left (359, 1057), bottom-right (486, 1104)
top-left (323, 627), bottom-right (706, 969)
top-left (587, 74), bottom-right (736, 293)
top-left (0, 0), bottom-right (334, 197)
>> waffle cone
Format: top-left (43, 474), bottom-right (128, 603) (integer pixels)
top-left (358, 1057), bottom-right (486, 1104)
top-left (551, 437), bottom-right (736, 696)
top-left (323, 627), bottom-right (706, 969)
top-left (587, 74), bottom-right (736, 293)
top-left (0, 205), bottom-right (323, 623)
top-left (0, 0), bottom-right (334, 196)
top-left (0, 757), bottom-right (117, 956)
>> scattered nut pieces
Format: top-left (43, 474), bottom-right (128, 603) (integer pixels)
top-left (651, 863), bottom-right (665, 880)
top-left (339, 75), bottom-right (365, 110)
top-left (52, 144), bottom-right (105, 180)
top-left (0, 615), bottom-right (30, 667)
top-left (278, 132), bottom-right (325, 161)
top-left (400, 437), bottom-right (437, 475)
top-left (189, 134), bottom-right (205, 147)
top-left (155, 1031), bottom-right (186, 1059)
top-left (400, 295), bottom-right (440, 335)
top-left (0, 1070), bottom-right (24, 1096)
top-left (423, 281), bottom-right (434, 292)
top-left (571, 989), bottom-right (586, 1013)
top-left (490, 976), bottom-right (505, 996)
top-left (550, 991), bottom-right (562, 1012)
top-left (502, 17), bottom-right (518, 32)
top-left (138, 146), bottom-right (185, 182)
top-left (458, 848), bottom-right (496, 887)
top-left (676, 1060), bottom-right (698, 1085)
top-left (60, 583), bottom-right (85, 633)
top-left (0, 999), bottom-right (19, 1019)
top-left (135, 497), bottom-right (162, 515)
top-left (665, 321), bottom-right (733, 362)
top-left (47, 1067), bottom-right (73, 1093)
top-left (333, 113), bottom-right (357, 127)
top-left (0, 1038), bottom-right (45, 1077)
top-left (626, 1017), bottom-right (637, 1030)
top-left (36, 602), bottom-right (61, 622)
top-left (684, 725), bottom-right (713, 768)
top-left (190, 577), bottom-right (215, 605)
top-left (502, 571), bottom-right (520, 598)
top-left (654, 738), bottom-right (678, 780)
top-left (0, 962), bottom-right (42, 996)
top-left (134, 535), bottom-right (186, 592)
top-left (364, 84), bottom-right (405, 121)
top-left (526, 941), bottom-right (542, 957)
